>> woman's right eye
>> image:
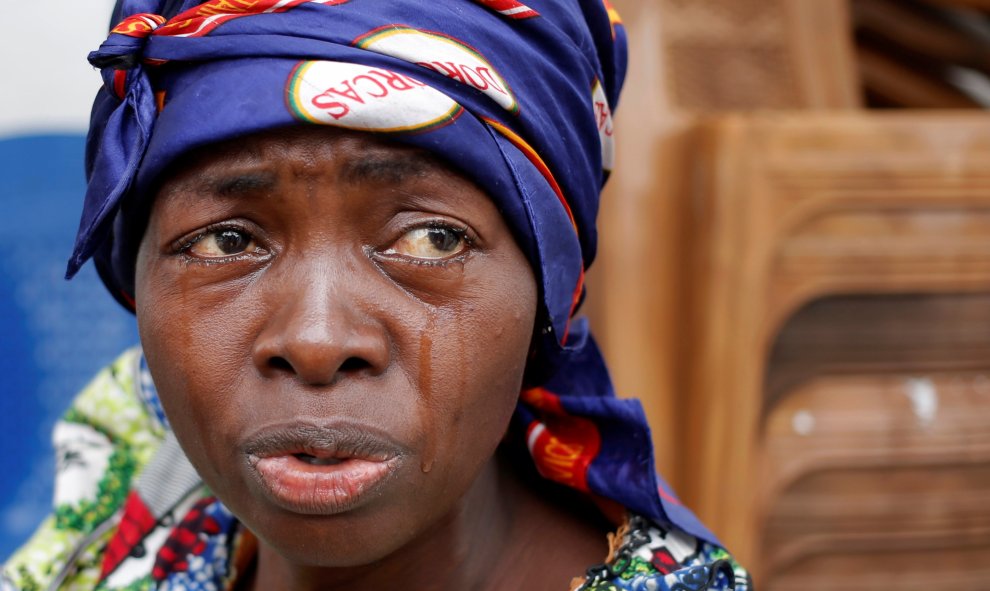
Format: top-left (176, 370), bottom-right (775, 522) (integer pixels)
top-left (185, 228), bottom-right (261, 259)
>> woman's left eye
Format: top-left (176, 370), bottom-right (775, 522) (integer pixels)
top-left (386, 225), bottom-right (468, 260)
top-left (186, 228), bottom-right (261, 258)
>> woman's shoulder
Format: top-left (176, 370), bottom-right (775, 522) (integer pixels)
top-left (573, 515), bottom-right (753, 591)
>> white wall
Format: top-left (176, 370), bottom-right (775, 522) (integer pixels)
top-left (0, 0), bottom-right (117, 136)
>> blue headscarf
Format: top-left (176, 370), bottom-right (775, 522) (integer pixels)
top-left (70, 0), bottom-right (719, 545)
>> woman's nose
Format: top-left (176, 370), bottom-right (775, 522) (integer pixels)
top-left (250, 262), bottom-right (391, 387)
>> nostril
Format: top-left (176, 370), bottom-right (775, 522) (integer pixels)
top-left (339, 357), bottom-right (371, 372)
top-left (268, 356), bottom-right (294, 373)
top-left (265, 355), bottom-right (371, 377)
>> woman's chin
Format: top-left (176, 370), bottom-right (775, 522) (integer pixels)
top-left (247, 506), bottom-right (430, 569)
top-left (225, 465), bottom-right (436, 569)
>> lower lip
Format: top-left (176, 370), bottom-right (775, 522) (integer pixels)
top-left (250, 455), bottom-right (398, 515)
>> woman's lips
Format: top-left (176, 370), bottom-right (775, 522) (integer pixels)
top-left (252, 455), bottom-right (398, 514)
top-left (242, 421), bottom-right (406, 515)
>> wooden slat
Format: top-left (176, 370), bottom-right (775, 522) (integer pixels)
top-left (929, 0), bottom-right (990, 11)
top-left (854, 0), bottom-right (990, 70)
top-left (858, 46), bottom-right (981, 107)
top-left (767, 294), bottom-right (990, 405)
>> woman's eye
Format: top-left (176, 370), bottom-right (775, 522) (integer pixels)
top-left (387, 226), bottom-right (467, 260)
top-left (187, 228), bottom-right (259, 258)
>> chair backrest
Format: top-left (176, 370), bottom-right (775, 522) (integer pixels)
top-left (589, 0), bottom-right (861, 492)
top-left (680, 113), bottom-right (990, 581)
top-left (654, 0), bottom-right (862, 110)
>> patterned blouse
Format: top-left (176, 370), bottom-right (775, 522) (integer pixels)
top-left (1, 349), bottom-right (752, 591)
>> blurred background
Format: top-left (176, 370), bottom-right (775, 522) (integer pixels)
top-left (0, 0), bottom-right (135, 561)
top-left (2, 0), bottom-right (990, 587)
top-left (585, 0), bottom-right (990, 587)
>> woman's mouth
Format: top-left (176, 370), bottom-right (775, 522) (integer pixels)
top-left (294, 452), bottom-right (342, 466)
top-left (242, 421), bottom-right (406, 515)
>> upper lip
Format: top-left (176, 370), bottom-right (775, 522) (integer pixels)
top-left (241, 420), bottom-right (408, 464)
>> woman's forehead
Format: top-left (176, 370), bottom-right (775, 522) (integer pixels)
top-left (162, 126), bottom-right (455, 191)
top-left (149, 126), bottom-right (503, 237)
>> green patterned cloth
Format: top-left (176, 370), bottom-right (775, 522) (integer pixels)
top-left (5, 349), bottom-right (166, 590)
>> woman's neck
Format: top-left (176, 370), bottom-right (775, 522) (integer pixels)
top-left (248, 452), bottom-right (608, 591)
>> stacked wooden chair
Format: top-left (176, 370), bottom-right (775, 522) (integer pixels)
top-left (592, 0), bottom-right (990, 586)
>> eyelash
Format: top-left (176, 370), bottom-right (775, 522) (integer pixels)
top-left (171, 221), bottom-right (261, 261)
top-left (423, 220), bottom-right (471, 247)
top-left (378, 220), bottom-right (474, 266)
top-left (169, 220), bottom-right (475, 266)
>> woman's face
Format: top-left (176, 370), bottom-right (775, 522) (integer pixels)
top-left (135, 126), bottom-right (537, 566)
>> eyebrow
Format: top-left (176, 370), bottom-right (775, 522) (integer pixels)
top-left (337, 151), bottom-right (445, 186)
top-left (208, 171), bottom-right (278, 197)
top-left (179, 149), bottom-right (449, 203)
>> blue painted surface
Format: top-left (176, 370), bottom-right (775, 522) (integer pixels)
top-left (0, 134), bottom-right (139, 560)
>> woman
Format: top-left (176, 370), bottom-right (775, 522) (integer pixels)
top-left (3, 1), bottom-right (751, 589)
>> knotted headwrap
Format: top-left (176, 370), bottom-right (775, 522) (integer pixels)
top-left (70, 0), bottom-right (719, 545)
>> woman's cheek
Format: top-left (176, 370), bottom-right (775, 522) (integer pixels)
top-left (433, 300), bottom-right (531, 460)
top-left (138, 271), bottom-right (242, 443)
